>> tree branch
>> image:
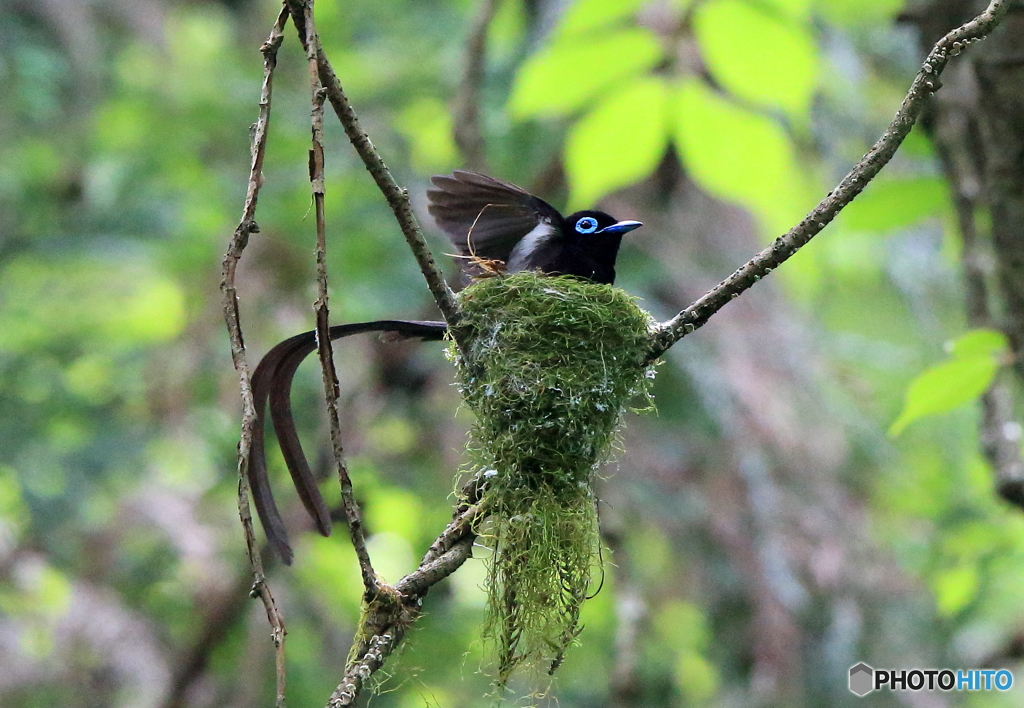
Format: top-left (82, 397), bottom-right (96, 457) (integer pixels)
top-left (323, 476), bottom-right (486, 707)
top-left (219, 7), bottom-right (290, 706)
top-left (648, 0), bottom-right (1012, 361)
top-left (291, 0), bottom-right (381, 598)
top-left (229, 3), bottom-right (1015, 705)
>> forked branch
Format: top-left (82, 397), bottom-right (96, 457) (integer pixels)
top-left (224, 2), bottom-right (1013, 707)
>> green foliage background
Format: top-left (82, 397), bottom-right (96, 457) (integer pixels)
top-left (0, 0), bottom-right (1021, 706)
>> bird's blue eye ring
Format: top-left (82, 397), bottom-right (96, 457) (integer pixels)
top-left (575, 217), bottom-right (599, 234)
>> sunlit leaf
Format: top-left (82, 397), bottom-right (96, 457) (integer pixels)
top-left (673, 78), bottom-right (807, 232)
top-left (693, 0), bottom-right (819, 118)
top-left (838, 177), bottom-right (948, 232)
top-left (565, 77), bottom-right (670, 208)
top-left (554, 0), bottom-right (649, 38)
top-left (675, 651), bottom-right (720, 702)
top-left (762, 0), bottom-right (813, 20)
top-left (509, 28), bottom-right (662, 118)
top-left (889, 329), bottom-right (1009, 436)
top-left (933, 565), bottom-right (979, 617)
top-left (817, 0), bottom-right (905, 26)
top-left (948, 328), bottom-right (1008, 359)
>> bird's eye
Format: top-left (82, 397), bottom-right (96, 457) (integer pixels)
top-left (575, 217), bottom-right (599, 234)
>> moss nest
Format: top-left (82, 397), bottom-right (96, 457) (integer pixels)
top-left (449, 271), bottom-right (656, 684)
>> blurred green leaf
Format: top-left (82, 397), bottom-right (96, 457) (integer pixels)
top-left (63, 354), bottom-right (116, 405)
top-left (890, 358), bottom-right (997, 436)
top-left (694, 0), bottom-right (819, 118)
top-left (890, 329), bottom-right (1009, 436)
top-left (508, 28), bottom-right (662, 118)
top-left (763, 0), bottom-right (813, 19)
top-left (932, 564), bottom-right (980, 617)
top-left (295, 535), bottom-right (364, 624)
top-left (654, 601), bottom-right (711, 651)
top-left (553, 0), bottom-right (649, 39)
top-left (395, 97), bottom-right (458, 173)
top-left (366, 532), bottom-right (416, 583)
top-left (0, 466), bottom-right (27, 541)
top-left (838, 177), bottom-right (948, 232)
top-left (817, 0), bottom-right (905, 26)
top-left (0, 257), bottom-right (186, 353)
top-left (675, 651), bottom-right (720, 703)
top-left (366, 485), bottom-right (423, 544)
top-left (488, 0), bottom-right (527, 54)
top-left (93, 98), bottom-right (150, 153)
top-left (949, 328), bottom-right (1008, 359)
top-left (565, 76), bottom-right (669, 208)
top-left (673, 78), bottom-right (808, 232)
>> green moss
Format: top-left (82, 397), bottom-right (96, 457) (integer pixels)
top-left (448, 271), bottom-right (656, 684)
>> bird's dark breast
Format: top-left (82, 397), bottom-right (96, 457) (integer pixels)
top-left (540, 234), bottom-right (622, 285)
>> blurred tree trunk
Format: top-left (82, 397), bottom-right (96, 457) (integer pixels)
top-left (910, 0), bottom-right (1024, 499)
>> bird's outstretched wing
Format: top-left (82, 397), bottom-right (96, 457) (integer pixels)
top-left (427, 171), bottom-right (562, 271)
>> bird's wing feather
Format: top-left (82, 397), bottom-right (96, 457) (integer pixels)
top-left (427, 170), bottom-right (562, 264)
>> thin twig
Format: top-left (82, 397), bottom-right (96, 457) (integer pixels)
top-left (309, 39), bottom-right (461, 328)
top-left (219, 7), bottom-right (290, 706)
top-left (648, 0), bottom-right (1012, 361)
top-left (294, 0), bottom-right (381, 596)
top-left (453, 0), bottom-right (499, 171)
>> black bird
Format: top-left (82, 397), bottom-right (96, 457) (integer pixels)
top-left (249, 172), bottom-right (640, 563)
top-left (428, 170), bottom-right (641, 285)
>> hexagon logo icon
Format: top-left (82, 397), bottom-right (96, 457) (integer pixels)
top-left (849, 663), bottom-right (874, 696)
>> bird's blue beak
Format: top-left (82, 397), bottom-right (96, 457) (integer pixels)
top-left (596, 220), bottom-right (643, 235)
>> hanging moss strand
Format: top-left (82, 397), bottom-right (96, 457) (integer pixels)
top-left (449, 271), bottom-right (656, 683)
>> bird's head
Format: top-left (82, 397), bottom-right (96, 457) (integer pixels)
top-left (564, 211), bottom-right (643, 239)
